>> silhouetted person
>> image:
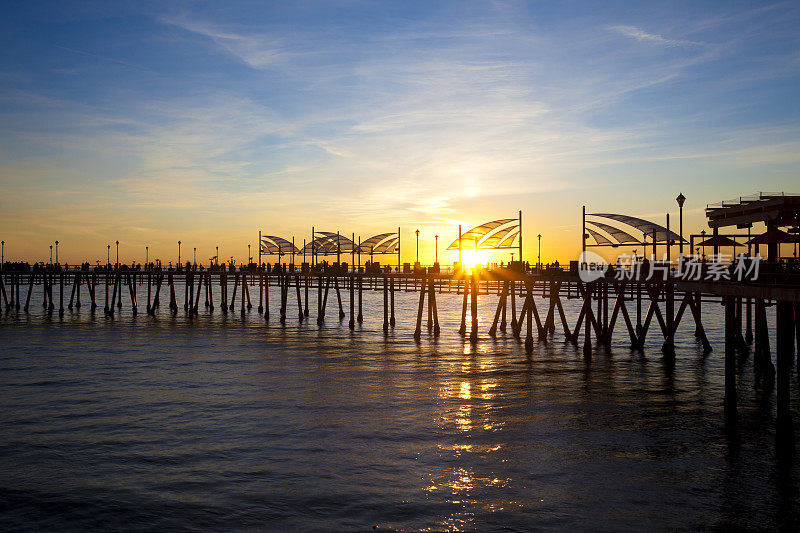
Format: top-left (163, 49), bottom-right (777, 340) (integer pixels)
top-left (641, 257), bottom-right (650, 280)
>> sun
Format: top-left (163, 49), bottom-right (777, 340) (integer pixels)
top-left (459, 249), bottom-right (490, 270)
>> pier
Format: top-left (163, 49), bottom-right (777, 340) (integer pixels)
top-left (2, 263), bottom-right (799, 433)
top-left (2, 193), bottom-right (800, 439)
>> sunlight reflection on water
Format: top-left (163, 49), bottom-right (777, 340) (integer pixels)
top-left (0, 281), bottom-right (798, 530)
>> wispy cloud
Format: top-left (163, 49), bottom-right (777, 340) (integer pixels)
top-left (162, 16), bottom-right (286, 69)
top-left (607, 25), bottom-right (702, 47)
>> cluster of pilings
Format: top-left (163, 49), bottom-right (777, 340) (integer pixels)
top-left (3, 268), bottom-right (800, 435)
top-left (679, 280), bottom-right (800, 439)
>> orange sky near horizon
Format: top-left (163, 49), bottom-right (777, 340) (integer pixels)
top-left (0, 204), bottom-right (730, 267)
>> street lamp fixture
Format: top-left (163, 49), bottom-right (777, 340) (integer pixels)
top-left (178, 240), bottom-right (181, 266)
top-left (700, 229), bottom-right (706, 262)
top-left (434, 234), bottom-right (438, 264)
top-left (115, 240), bottom-right (119, 267)
top-left (50, 245), bottom-right (53, 264)
top-left (537, 234), bottom-right (542, 270)
top-left (55, 240), bottom-right (59, 264)
top-left (676, 192), bottom-right (686, 256)
top-left (107, 244), bottom-right (110, 267)
top-left (415, 229), bottom-right (420, 264)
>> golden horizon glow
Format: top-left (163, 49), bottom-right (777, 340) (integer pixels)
top-left (457, 249), bottom-right (492, 270)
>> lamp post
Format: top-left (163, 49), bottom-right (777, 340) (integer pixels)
top-left (216, 246), bottom-right (219, 266)
top-left (49, 245), bottom-right (53, 264)
top-left (107, 244), bottom-right (110, 267)
top-left (115, 240), bottom-right (119, 267)
top-left (676, 192), bottom-right (686, 256)
top-left (435, 234), bottom-right (439, 264)
top-left (193, 247), bottom-right (197, 266)
top-left (248, 244), bottom-right (251, 265)
top-left (415, 229), bottom-right (420, 264)
top-left (177, 241), bottom-right (181, 266)
top-left (145, 246), bottom-right (149, 266)
top-left (1, 240), bottom-right (4, 271)
top-left (700, 230), bottom-right (706, 262)
top-left (537, 234), bottom-right (541, 270)
top-left (55, 240), bottom-right (59, 264)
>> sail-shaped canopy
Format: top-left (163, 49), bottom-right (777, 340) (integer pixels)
top-left (589, 213), bottom-right (685, 243)
top-left (478, 226), bottom-right (516, 248)
top-left (260, 235), bottom-right (300, 255)
top-left (383, 240), bottom-right (399, 253)
top-left (358, 232), bottom-right (399, 254)
top-left (498, 230), bottom-right (519, 248)
top-left (447, 218), bottom-right (519, 250)
top-left (300, 235), bottom-right (331, 254)
top-left (371, 236), bottom-right (399, 253)
top-left (585, 221), bottom-right (640, 244)
top-left (300, 232), bottom-right (357, 255)
top-left (586, 227), bottom-right (613, 246)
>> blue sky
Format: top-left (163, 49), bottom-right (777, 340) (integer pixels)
top-left (1, 1), bottom-right (798, 264)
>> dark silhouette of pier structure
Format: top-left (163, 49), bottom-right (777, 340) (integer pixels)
top-left (2, 195), bottom-right (800, 438)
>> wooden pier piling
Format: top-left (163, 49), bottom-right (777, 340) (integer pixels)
top-left (390, 277), bottom-right (396, 328)
top-left (335, 277), bottom-right (345, 320)
top-left (470, 274), bottom-right (478, 343)
top-left (349, 274), bottom-right (355, 329)
top-left (357, 274), bottom-right (363, 323)
top-left (128, 274), bottom-right (137, 314)
top-left (23, 273), bottom-right (34, 313)
top-left (414, 274), bottom-right (425, 341)
top-left (295, 275), bottom-right (303, 321)
top-left (776, 301), bottom-right (794, 432)
top-left (724, 296), bottom-right (737, 422)
top-left (383, 276), bottom-right (389, 334)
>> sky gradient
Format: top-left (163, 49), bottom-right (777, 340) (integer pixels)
top-left (1, 1), bottom-right (799, 265)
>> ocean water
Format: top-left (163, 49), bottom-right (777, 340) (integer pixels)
top-left (0, 278), bottom-right (798, 531)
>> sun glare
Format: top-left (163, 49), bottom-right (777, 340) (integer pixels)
top-left (459, 249), bottom-right (491, 270)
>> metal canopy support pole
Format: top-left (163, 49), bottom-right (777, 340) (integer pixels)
top-left (712, 227), bottom-right (719, 260)
top-left (653, 229), bottom-right (657, 260)
top-left (458, 224), bottom-right (462, 267)
top-left (666, 214), bottom-right (671, 263)
top-left (581, 206), bottom-right (585, 257)
top-left (258, 230), bottom-right (262, 268)
top-left (519, 209), bottom-right (523, 267)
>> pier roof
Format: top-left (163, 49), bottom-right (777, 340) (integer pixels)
top-left (705, 192), bottom-right (800, 229)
